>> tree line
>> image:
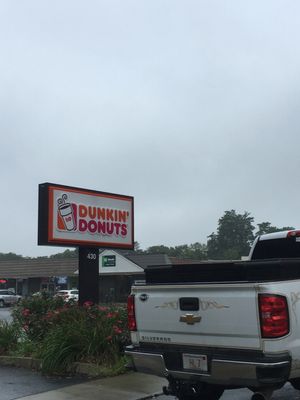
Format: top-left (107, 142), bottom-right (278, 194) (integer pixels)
top-left (0, 210), bottom-right (294, 261)
top-left (137, 210), bottom-right (293, 260)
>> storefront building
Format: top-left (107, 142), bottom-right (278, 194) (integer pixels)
top-left (0, 252), bottom-right (171, 302)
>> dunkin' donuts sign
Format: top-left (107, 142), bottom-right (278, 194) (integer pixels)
top-left (38, 183), bottom-right (134, 249)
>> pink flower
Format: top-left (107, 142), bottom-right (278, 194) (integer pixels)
top-left (22, 309), bottom-right (30, 317)
top-left (106, 335), bottom-right (113, 341)
top-left (23, 324), bottom-right (29, 332)
top-left (98, 306), bottom-right (108, 312)
top-left (113, 325), bottom-right (123, 334)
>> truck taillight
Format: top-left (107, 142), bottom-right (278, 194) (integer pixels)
top-left (258, 294), bottom-right (289, 338)
top-left (287, 230), bottom-right (300, 238)
top-left (127, 294), bottom-right (137, 331)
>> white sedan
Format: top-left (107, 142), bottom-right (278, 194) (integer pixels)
top-left (0, 289), bottom-right (22, 307)
top-left (56, 289), bottom-right (79, 301)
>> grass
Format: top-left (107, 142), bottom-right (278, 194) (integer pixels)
top-left (0, 321), bottom-right (18, 355)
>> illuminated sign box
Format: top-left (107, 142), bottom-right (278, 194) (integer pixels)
top-left (38, 183), bottom-right (134, 249)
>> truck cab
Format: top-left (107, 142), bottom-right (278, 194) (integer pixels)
top-left (249, 230), bottom-right (300, 260)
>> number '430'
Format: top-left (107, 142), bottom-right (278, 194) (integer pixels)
top-left (87, 253), bottom-right (96, 260)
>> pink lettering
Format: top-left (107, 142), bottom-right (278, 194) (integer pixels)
top-left (97, 221), bottom-right (106, 234)
top-left (88, 220), bottom-right (97, 233)
top-left (121, 224), bottom-right (127, 236)
top-left (79, 218), bottom-right (128, 237)
top-left (79, 219), bottom-right (87, 232)
top-left (107, 222), bottom-right (114, 235)
top-left (114, 223), bottom-right (121, 235)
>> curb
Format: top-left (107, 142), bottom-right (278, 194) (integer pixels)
top-left (0, 356), bottom-right (41, 370)
top-left (0, 356), bottom-right (127, 378)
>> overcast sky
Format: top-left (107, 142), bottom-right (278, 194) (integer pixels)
top-left (0, 1), bottom-right (299, 257)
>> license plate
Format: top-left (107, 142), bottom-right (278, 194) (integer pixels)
top-left (182, 353), bottom-right (208, 372)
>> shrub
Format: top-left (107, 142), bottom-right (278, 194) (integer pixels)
top-left (12, 291), bottom-right (65, 341)
top-left (12, 296), bottom-right (130, 375)
top-left (39, 303), bottom-right (130, 374)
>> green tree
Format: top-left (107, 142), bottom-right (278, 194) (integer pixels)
top-left (50, 249), bottom-right (78, 259)
top-left (146, 245), bottom-right (171, 254)
top-left (207, 210), bottom-right (255, 260)
top-left (170, 243), bottom-right (207, 260)
top-left (188, 242), bottom-right (208, 260)
top-left (0, 252), bottom-right (23, 260)
top-left (145, 243), bottom-right (207, 260)
top-left (134, 242), bottom-right (144, 253)
top-left (168, 245), bottom-right (189, 258)
top-left (256, 222), bottom-right (295, 236)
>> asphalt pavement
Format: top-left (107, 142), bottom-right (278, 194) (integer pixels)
top-left (2, 369), bottom-right (165, 400)
top-left (0, 365), bottom-right (86, 400)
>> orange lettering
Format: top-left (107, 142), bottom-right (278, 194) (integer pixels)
top-left (118, 210), bottom-right (127, 223)
top-left (97, 208), bottom-right (106, 220)
top-left (106, 209), bottom-right (114, 221)
top-left (79, 205), bottom-right (88, 218)
top-left (88, 206), bottom-right (96, 219)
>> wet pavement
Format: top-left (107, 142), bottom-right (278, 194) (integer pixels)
top-left (0, 365), bottom-right (86, 400)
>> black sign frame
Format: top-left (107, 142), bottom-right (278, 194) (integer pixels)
top-left (38, 182), bottom-right (134, 250)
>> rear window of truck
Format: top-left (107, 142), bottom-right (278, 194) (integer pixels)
top-left (252, 238), bottom-right (300, 259)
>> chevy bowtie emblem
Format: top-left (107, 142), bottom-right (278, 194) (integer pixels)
top-left (180, 314), bottom-right (202, 325)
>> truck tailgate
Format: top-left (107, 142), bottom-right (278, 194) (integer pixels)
top-left (133, 284), bottom-right (261, 350)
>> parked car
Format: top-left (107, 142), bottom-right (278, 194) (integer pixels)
top-left (0, 289), bottom-right (22, 307)
top-left (55, 289), bottom-right (79, 301)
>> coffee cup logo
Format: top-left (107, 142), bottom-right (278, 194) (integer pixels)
top-left (57, 194), bottom-right (76, 231)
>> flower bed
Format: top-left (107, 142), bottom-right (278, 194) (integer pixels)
top-left (0, 292), bottom-right (130, 376)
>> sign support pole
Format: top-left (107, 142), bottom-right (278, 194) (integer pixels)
top-left (78, 247), bottom-right (99, 305)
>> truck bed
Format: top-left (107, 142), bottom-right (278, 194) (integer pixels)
top-left (144, 258), bottom-right (300, 284)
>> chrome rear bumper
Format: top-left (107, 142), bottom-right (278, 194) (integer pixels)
top-left (125, 346), bottom-right (291, 387)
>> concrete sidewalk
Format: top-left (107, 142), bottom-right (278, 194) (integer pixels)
top-left (16, 372), bottom-right (167, 400)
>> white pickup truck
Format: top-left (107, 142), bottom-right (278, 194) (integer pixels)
top-left (125, 230), bottom-right (300, 400)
